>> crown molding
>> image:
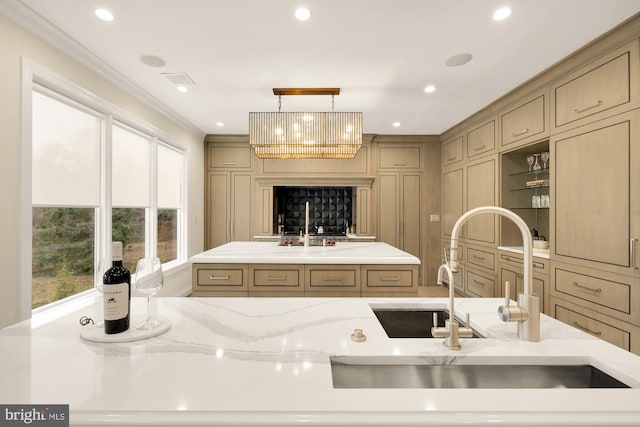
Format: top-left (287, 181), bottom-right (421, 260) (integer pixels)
top-left (0, 0), bottom-right (205, 141)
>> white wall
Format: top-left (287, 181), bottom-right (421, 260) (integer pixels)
top-left (0, 13), bottom-right (204, 328)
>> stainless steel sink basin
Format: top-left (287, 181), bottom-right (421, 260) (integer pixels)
top-left (331, 359), bottom-right (630, 389)
top-left (372, 308), bottom-right (482, 338)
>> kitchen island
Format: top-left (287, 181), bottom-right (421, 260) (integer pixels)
top-left (190, 241), bottom-right (420, 297)
top-left (1, 297), bottom-right (639, 426)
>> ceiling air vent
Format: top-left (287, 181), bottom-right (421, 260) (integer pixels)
top-left (161, 73), bottom-right (196, 86)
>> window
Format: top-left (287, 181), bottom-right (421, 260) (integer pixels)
top-left (30, 84), bottom-right (186, 310)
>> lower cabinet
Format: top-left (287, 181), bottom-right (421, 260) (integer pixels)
top-left (192, 263), bottom-right (418, 297)
top-left (498, 250), bottom-right (550, 315)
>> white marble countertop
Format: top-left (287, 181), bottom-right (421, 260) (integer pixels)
top-left (498, 245), bottom-right (551, 259)
top-left (253, 234), bottom-right (376, 240)
top-left (190, 241), bottom-right (420, 264)
top-left (1, 296), bottom-right (639, 426)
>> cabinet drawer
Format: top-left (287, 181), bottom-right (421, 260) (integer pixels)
top-left (466, 119), bottom-right (496, 159)
top-left (499, 251), bottom-right (549, 273)
top-left (552, 40), bottom-right (639, 132)
top-left (252, 267), bottom-right (302, 289)
top-left (379, 146), bottom-right (421, 169)
top-left (554, 304), bottom-right (630, 351)
top-left (443, 136), bottom-right (463, 166)
top-left (209, 146), bottom-right (252, 169)
top-left (467, 247), bottom-right (496, 271)
top-left (466, 270), bottom-right (496, 297)
top-left (197, 268), bottom-right (244, 286)
top-left (554, 268), bottom-right (630, 315)
top-left (363, 265), bottom-right (418, 292)
top-left (500, 93), bottom-right (547, 148)
top-left (366, 270), bottom-right (413, 287)
top-left (308, 269), bottom-right (358, 291)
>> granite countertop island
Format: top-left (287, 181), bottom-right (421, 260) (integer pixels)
top-left (190, 241), bottom-right (421, 264)
top-left (1, 297), bottom-right (640, 426)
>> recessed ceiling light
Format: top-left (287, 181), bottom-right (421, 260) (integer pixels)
top-left (139, 55), bottom-right (166, 68)
top-left (295, 7), bottom-right (311, 21)
top-left (94, 8), bottom-right (114, 22)
top-left (424, 85), bottom-right (436, 93)
top-left (392, 122), bottom-right (401, 128)
top-left (493, 7), bottom-right (512, 21)
top-left (177, 85), bottom-right (189, 93)
top-left (216, 122), bottom-right (225, 127)
top-left (445, 53), bottom-right (473, 67)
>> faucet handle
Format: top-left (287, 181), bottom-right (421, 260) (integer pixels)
top-left (432, 312), bottom-right (439, 328)
top-left (504, 280), bottom-right (511, 306)
top-left (459, 312), bottom-right (474, 338)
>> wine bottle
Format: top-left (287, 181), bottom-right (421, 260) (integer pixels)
top-left (103, 241), bottom-right (131, 334)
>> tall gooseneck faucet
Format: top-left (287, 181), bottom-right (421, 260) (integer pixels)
top-left (431, 263), bottom-right (473, 350)
top-left (449, 206), bottom-right (540, 342)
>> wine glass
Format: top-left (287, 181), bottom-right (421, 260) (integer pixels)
top-left (526, 155), bottom-right (535, 172)
top-left (93, 257), bottom-right (111, 327)
top-left (540, 151), bottom-right (550, 170)
top-left (134, 258), bottom-right (164, 330)
top-left (532, 154), bottom-right (541, 172)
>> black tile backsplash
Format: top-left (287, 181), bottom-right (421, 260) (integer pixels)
top-left (275, 186), bottom-right (353, 235)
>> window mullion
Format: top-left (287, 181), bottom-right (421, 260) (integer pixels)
top-left (149, 138), bottom-right (159, 258)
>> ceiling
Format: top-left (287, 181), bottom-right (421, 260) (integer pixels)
top-left (5, 0), bottom-right (640, 136)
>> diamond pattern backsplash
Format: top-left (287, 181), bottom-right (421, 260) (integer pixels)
top-left (275, 187), bottom-right (353, 235)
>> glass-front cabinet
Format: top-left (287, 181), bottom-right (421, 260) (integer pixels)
top-left (500, 140), bottom-right (550, 246)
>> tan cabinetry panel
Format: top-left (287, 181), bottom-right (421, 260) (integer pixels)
top-left (379, 146), bottom-right (421, 169)
top-left (442, 168), bottom-right (463, 238)
top-left (208, 146), bottom-right (252, 169)
top-left (465, 156), bottom-right (498, 244)
top-left (306, 265), bottom-right (360, 291)
top-left (362, 265), bottom-right (418, 294)
top-left (250, 265), bottom-right (304, 292)
top-left (466, 118), bottom-right (496, 159)
top-left (551, 40), bottom-right (639, 133)
top-left (192, 263), bottom-right (248, 293)
top-left (500, 90), bottom-right (548, 149)
top-left (443, 135), bottom-right (464, 167)
top-left (499, 251), bottom-right (549, 274)
top-left (552, 299), bottom-right (632, 352)
top-left (466, 270), bottom-right (496, 298)
top-left (467, 246), bottom-right (496, 272)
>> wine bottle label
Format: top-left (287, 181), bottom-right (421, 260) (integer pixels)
top-left (103, 282), bottom-right (129, 320)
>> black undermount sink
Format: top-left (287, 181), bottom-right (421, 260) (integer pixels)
top-left (372, 308), bottom-right (483, 338)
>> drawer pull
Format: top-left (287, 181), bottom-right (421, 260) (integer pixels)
top-left (572, 321), bottom-right (602, 337)
top-left (322, 276), bottom-right (344, 282)
top-left (631, 238), bottom-right (638, 270)
top-left (393, 162), bottom-right (408, 166)
top-left (223, 162), bottom-right (237, 166)
top-left (533, 261), bottom-right (544, 269)
top-left (447, 155), bottom-right (458, 161)
top-left (572, 281), bottom-right (602, 294)
top-left (379, 276), bottom-right (401, 281)
top-left (472, 255), bottom-right (486, 261)
top-left (267, 275), bottom-right (287, 281)
top-left (573, 100), bottom-right (603, 114)
top-left (473, 279), bottom-right (486, 286)
top-left (512, 128), bottom-right (529, 137)
top-left (502, 255), bottom-right (516, 263)
top-left (209, 274), bottom-right (230, 280)
top-left (472, 144), bottom-right (487, 152)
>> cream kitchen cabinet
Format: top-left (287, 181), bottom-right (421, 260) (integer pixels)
top-left (551, 39), bottom-right (640, 134)
top-left (208, 145), bottom-right (253, 169)
top-left (442, 166), bottom-right (464, 238)
top-left (500, 89), bottom-right (549, 150)
top-left (464, 155), bottom-right (498, 245)
top-left (206, 172), bottom-right (252, 249)
top-left (551, 110), bottom-right (640, 276)
top-left (466, 116), bottom-right (497, 160)
top-left (443, 135), bottom-right (464, 167)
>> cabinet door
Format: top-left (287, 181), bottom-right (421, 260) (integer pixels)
top-left (377, 174), bottom-right (398, 247)
top-left (401, 173), bottom-right (421, 258)
top-left (231, 173), bottom-right (252, 241)
top-left (443, 135), bottom-right (464, 166)
top-left (553, 111), bottom-right (640, 273)
top-left (207, 173), bottom-right (230, 248)
top-left (443, 168), bottom-right (464, 237)
top-left (465, 156), bottom-right (497, 244)
top-left (467, 118), bottom-right (496, 159)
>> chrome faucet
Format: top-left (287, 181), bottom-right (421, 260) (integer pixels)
top-left (449, 206), bottom-right (540, 342)
top-left (431, 263), bottom-right (473, 350)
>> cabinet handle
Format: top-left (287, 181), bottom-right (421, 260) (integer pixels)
top-left (512, 128), bottom-right (529, 137)
top-left (472, 144), bottom-right (487, 152)
top-left (631, 239), bottom-right (638, 270)
top-left (380, 276), bottom-right (401, 281)
top-left (223, 162), bottom-right (237, 166)
top-left (572, 321), bottom-right (602, 337)
top-left (573, 100), bottom-right (603, 114)
top-left (322, 276), bottom-right (344, 282)
top-left (473, 255), bottom-right (486, 261)
top-left (209, 274), bottom-right (230, 280)
top-left (533, 261), bottom-right (544, 269)
top-left (473, 279), bottom-right (486, 286)
top-left (447, 155), bottom-right (458, 161)
top-left (393, 162), bottom-right (408, 166)
top-left (502, 255), bottom-right (516, 263)
top-left (572, 281), bottom-right (602, 294)
top-left (267, 275), bottom-right (287, 281)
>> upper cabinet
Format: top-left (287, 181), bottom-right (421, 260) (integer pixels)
top-left (551, 39), bottom-right (640, 134)
top-left (208, 145), bottom-right (253, 170)
top-left (442, 135), bottom-right (464, 167)
top-left (466, 117), bottom-right (497, 160)
top-left (500, 88), bottom-right (549, 150)
top-left (378, 145), bottom-right (422, 170)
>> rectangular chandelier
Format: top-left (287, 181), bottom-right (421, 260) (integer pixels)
top-left (248, 88), bottom-right (363, 159)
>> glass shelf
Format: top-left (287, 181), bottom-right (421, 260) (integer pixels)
top-left (510, 185), bottom-right (550, 192)
top-left (509, 169), bottom-right (550, 178)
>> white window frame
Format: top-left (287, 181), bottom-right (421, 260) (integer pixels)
top-left (20, 58), bottom-right (189, 320)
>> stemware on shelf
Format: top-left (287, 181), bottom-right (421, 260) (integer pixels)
top-left (532, 154), bottom-right (542, 172)
top-left (134, 257), bottom-right (164, 330)
top-left (541, 151), bottom-right (550, 170)
top-left (526, 155), bottom-right (535, 173)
